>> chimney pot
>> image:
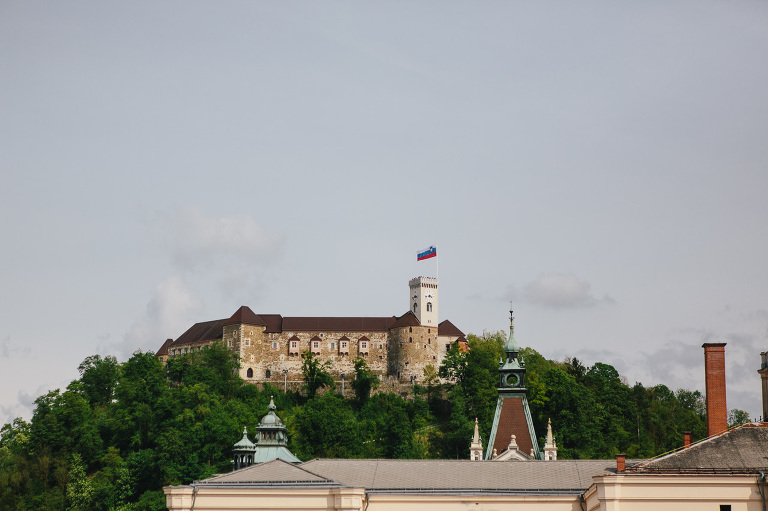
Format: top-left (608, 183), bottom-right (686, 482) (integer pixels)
top-left (683, 431), bottom-right (692, 448)
top-left (616, 454), bottom-right (626, 473)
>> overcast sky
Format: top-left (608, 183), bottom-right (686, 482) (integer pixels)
top-left (2, 1), bottom-right (767, 425)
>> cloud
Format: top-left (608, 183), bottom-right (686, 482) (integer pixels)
top-left (114, 276), bottom-right (204, 359)
top-left (1, 335), bottom-right (33, 359)
top-left (156, 208), bottom-right (284, 272)
top-left (524, 273), bottom-right (614, 308)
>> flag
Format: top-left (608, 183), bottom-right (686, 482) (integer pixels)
top-left (417, 245), bottom-right (437, 261)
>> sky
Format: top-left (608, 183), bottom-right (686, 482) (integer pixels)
top-left (1, 1), bottom-right (767, 426)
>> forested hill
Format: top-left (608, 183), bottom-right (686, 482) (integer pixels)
top-left (0, 333), bottom-right (747, 511)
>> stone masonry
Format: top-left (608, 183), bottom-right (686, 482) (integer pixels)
top-left (156, 277), bottom-right (466, 384)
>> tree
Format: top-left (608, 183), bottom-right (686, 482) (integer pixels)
top-left (66, 453), bottom-right (93, 511)
top-left (77, 355), bottom-right (120, 407)
top-left (728, 408), bottom-right (750, 427)
top-left (351, 358), bottom-right (379, 402)
top-left (301, 351), bottom-right (334, 399)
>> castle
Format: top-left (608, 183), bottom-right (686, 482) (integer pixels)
top-left (156, 277), bottom-right (466, 383)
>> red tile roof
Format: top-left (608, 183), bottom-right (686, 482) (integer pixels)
top-left (492, 398), bottom-right (534, 457)
top-left (223, 306), bottom-right (267, 327)
top-left (438, 320), bottom-right (465, 338)
top-left (167, 307), bottom-right (463, 348)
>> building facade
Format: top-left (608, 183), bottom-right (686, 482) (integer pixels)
top-left (156, 277), bottom-right (466, 384)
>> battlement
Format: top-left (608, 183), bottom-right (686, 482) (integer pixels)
top-left (409, 276), bottom-right (439, 288)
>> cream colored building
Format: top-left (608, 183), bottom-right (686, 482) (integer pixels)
top-left (165, 422), bottom-right (768, 511)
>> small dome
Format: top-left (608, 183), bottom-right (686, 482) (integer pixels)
top-left (233, 427), bottom-right (255, 450)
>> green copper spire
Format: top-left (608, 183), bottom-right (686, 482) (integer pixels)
top-left (504, 306), bottom-right (520, 354)
top-left (500, 307), bottom-right (520, 370)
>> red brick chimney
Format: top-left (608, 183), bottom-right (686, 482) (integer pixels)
top-left (703, 343), bottom-right (728, 437)
top-left (616, 454), bottom-right (626, 473)
top-left (683, 431), bottom-right (692, 448)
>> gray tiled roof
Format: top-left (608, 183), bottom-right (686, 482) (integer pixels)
top-left (629, 423), bottom-right (768, 474)
top-left (201, 459), bottom-right (335, 485)
top-left (300, 459), bottom-right (616, 492)
top-left (197, 458), bottom-right (622, 493)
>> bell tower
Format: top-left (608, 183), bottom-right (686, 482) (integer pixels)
top-left (409, 277), bottom-right (438, 326)
top-left (485, 308), bottom-right (541, 460)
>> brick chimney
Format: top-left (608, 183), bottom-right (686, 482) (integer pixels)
top-left (616, 454), bottom-right (626, 473)
top-left (683, 431), bottom-right (692, 448)
top-left (703, 343), bottom-right (728, 437)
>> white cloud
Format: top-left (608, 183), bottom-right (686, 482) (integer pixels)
top-left (524, 273), bottom-right (614, 308)
top-left (114, 276), bottom-right (204, 359)
top-left (157, 208), bottom-right (284, 271)
top-left (0, 335), bottom-right (32, 359)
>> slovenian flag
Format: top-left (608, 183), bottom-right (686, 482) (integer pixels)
top-left (417, 245), bottom-right (437, 261)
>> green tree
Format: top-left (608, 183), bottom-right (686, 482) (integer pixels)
top-left (66, 453), bottom-right (93, 511)
top-left (351, 358), bottom-right (379, 402)
top-left (301, 351), bottom-right (334, 399)
top-left (77, 355), bottom-right (120, 407)
top-left (728, 408), bottom-right (750, 427)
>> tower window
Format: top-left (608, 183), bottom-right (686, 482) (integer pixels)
top-left (265, 369), bottom-right (271, 378)
top-left (427, 302), bottom-right (432, 312)
top-left (247, 368), bottom-right (253, 378)
top-left (409, 327), bottom-right (412, 333)
top-left (409, 337), bottom-right (412, 343)
top-left (413, 303), bottom-right (417, 313)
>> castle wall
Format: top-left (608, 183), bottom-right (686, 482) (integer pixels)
top-left (239, 329), bottom-right (389, 383)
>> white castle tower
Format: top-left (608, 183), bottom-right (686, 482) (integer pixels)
top-left (409, 276), bottom-right (438, 326)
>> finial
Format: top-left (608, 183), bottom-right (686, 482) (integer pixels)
top-left (268, 395), bottom-right (276, 410)
top-left (472, 418), bottom-right (480, 443)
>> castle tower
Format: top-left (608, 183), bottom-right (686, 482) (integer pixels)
top-left (409, 276), bottom-right (438, 326)
top-left (485, 309), bottom-right (541, 460)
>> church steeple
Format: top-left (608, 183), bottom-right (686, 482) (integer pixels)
top-left (498, 308), bottom-right (525, 389)
top-left (485, 308), bottom-right (540, 460)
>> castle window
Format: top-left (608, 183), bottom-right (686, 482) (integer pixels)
top-left (428, 338), bottom-right (431, 344)
top-left (247, 368), bottom-right (253, 378)
top-left (427, 302), bottom-right (432, 312)
top-left (330, 342), bottom-right (336, 350)
top-left (272, 342), bottom-right (278, 349)
top-left (265, 369), bottom-right (271, 378)
top-left (413, 303), bottom-right (417, 313)
top-left (409, 327), bottom-right (412, 333)
top-left (423, 344), bottom-right (426, 349)
top-left (445, 344), bottom-right (450, 351)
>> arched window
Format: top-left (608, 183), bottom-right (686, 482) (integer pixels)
top-left (265, 369), bottom-right (271, 379)
top-left (409, 327), bottom-right (412, 333)
top-left (413, 303), bottom-right (417, 313)
top-left (427, 302), bottom-right (432, 312)
top-left (409, 337), bottom-right (413, 343)
top-left (247, 368), bottom-right (253, 378)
